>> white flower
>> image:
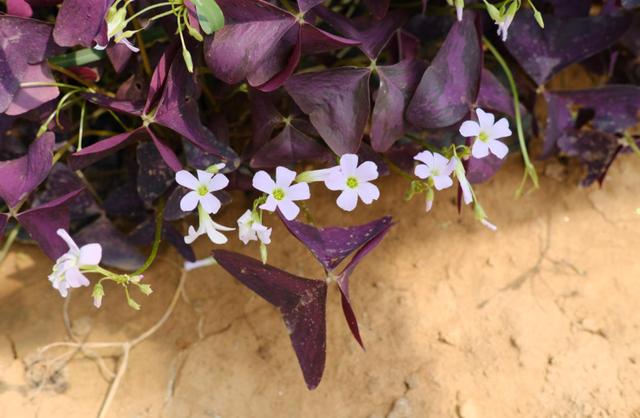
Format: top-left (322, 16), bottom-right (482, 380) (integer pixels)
top-left (253, 167), bottom-right (310, 221)
top-left (184, 205), bottom-right (234, 245)
top-left (49, 229), bottom-right (102, 298)
top-left (184, 257), bottom-right (217, 272)
top-left (496, 13), bottom-right (515, 42)
top-left (237, 210), bottom-right (272, 245)
top-left (94, 0), bottom-right (139, 52)
top-left (459, 108), bottom-right (511, 160)
top-left (447, 0), bottom-right (464, 21)
top-left (324, 154), bottom-right (380, 212)
top-left (450, 157), bottom-right (474, 205)
top-left (176, 169), bottom-right (229, 214)
top-left (414, 151), bottom-right (454, 190)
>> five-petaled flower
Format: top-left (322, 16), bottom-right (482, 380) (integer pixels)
top-left (49, 229), bottom-right (102, 298)
top-left (324, 154), bottom-right (380, 212)
top-left (459, 108), bottom-right (511, 160)
top-left (414, 151), bottom-right (455, 190)
top-left (237, 210), bottom-right (272, 245)
top-left (450, 157), bottom-right (474, 205)
top-left (184, 205), bottom-right (235, 245)
top-left (253, 167), bottom-right (311, 221)
top-left (176, 169), bottom-right (229, 214)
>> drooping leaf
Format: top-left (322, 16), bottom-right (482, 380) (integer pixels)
top-left (371, 59), bottom-right (427, 152)
top-left (68, 128), bottom-right (145, 170)
top-left (0, 132), bottom-right (54, 208)
top-left (213, 249), bottom-right (327, 390)
top-left (477, 69), bottom-right (515, 118)
top-left (15, 188), bottom-right (84, 259)
top-left (557, 130), bottom-right (621, 187)
top-left (286, 67), bottom-right (371, 155)
top-left (406, 11), bottom-right (481, 129)
top-left (75, 216), bottom-right (145, 271)
top-left (193, 0), bottom-right (225, 34)
top-left (82, 93), bottom-right (144, 116)
top-left (504, 10), bottom-right (631, 85)
top-left (466, 153), bottom-right (506, 184)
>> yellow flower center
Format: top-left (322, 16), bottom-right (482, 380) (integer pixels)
top-left (346, 176), bottom-right (359, 189)
top-left (478, 131), bottom-right (489, 142)
top-left (197, 185), bottom-right (209, 196)
top-left (273, 188), bottom-right (285, 200)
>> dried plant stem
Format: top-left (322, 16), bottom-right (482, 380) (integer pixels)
top-left (483, 37), bottom-right (539, 197)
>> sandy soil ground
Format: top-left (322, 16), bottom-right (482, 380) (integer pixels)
top-left (1, 155), bottom-right (640, 418)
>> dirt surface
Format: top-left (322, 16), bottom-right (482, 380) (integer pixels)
top-left (1, 156), bottom-right (640, 418)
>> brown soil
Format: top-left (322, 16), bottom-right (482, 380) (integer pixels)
top-left (1, 156), bottom-right (640, 418)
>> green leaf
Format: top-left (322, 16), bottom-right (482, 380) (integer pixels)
top-left (193, 0), bottom-right (225, 35)
top-left (48, 48), bottom-right (106, 68)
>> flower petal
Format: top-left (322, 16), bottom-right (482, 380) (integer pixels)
top-left (205, 225), bottom-right (229, 245)
top-left (459, 120), bottom-right (481, 138)
top-left (199, 193), bottom-right (222, 214)
top-left (414, 150), bottom-right (435, 167)
top-left (207, 173), bottom-right (229, 192)
top-left (433, 175), bottom-right (454, 191)
top-left (180, 191), bottom-right (200, 212)
top-left (252, 170), bottom-right (276, 193)
top-left (339, 153), bottom-right (359, 175)
top-left (472, 140), bottom-right (490, 159)
top-left (275, 166), bottom-right (297, 188)
top-left (433, 153), bottom-right (451, 172)
top-left (65, 267), bottom-right (91, 288)
top-left (336, 189), bottom-right (359, 211)
top-left (414, 164), bottom-right (431, 179)
top-left (184, 225), bottom-right (202, 245)
top-left (357, 182), bottom-right (380, 204)
top-left (488, 117), bottom-right (512, 140)
top-left (356, 161), bottom-right (379, 182)
top-left (257, 228), bottom-right (272, 245)
top-left (488, 139), bottom-right (509, 159)
top-left (260, 195), bottom-right (278, 212)
top-left (176, 170), bottom-right (200, 190)
top-left (277, 199), bottom-right (300, 220)
top-left (476, 108), bottom-right (495, 131)
top-left (78, 243), bottom-right (102, 266)
top-left (324, 168), bottom-right (346, 191)
top-left (196, 169), bottom-right (213, 185)
top-left (287, 182), bottom-right (311, 201)
top-left (56, 229), bottom-right (79, 253)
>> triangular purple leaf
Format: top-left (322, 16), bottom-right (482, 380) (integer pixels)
top-left (336, 217), bottom-right (392, 348)
top-left (477, 69), bottom-right (515, 118)
top-left (75, 216), bottom-right (145, 271)
top-left (406, 11), bottom-right (481, 129)
top-left (213, 249), bottom-right (327, 390)
top-left (371, 59), bottom-right (427, 152)
top-left (363, 0), bottom-right (390, 19)
top-left (83, 93), bottom-right (144, 116)
top-left (558, 130), bottom-right (621, 187)
top-left (5, 63), bottom-right (59, 116)
top-left (280, 215), bottom-right (393, 272)
top-left (504, 10), bottom-right (631, 85)
top-left (15, 188), bottom-right (83, 259)
top-left (136, 142), bottom-right (175, 206)
top-left (250, 123), bottom-right (332, 168)
top-left (297, 0), bottom-right (324, 13)
top-left (0, 132), bottom-right (54, 208)
top-left (52, 0), bottom-right (109, 47)
top-left (286, 67), bottom-right (370, 155)
top-left (68, 128), bottom-right (145, 170)
top-left (466, 153), bottom-right (506, 184)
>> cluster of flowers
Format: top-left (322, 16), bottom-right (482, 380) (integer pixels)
top-left (48, 108), bottom-right (510, 301)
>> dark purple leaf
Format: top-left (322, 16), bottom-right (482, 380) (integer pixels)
top-left (538, 0), bottom-right (591, 17)
top-left (557, 130), bottom-right (620, 187)
top-left (7, 0), bottom-right (34, 17)
top-left (34, 163), bottom-right (100, 220)
top-left (297, 0), bottom-right (324, 13)
top-left (4, 63), bottom-right (58, 116)
top-left (153, 55), bottom-right (239, 167)
top-left (146, 128), bottom-right (182, 172)
top-left (371, 59), bottom-right (427, 152)
top-left (103, 181), bottom-right (146, 219)
top-left (247, 88), bottom-right (283, 155)
top-left (397, 29), bottom-right (420, 61)
top-left (286, 67), bottom-right (370, 155)
top-left (280, 215), bottom-right (393, 271)
top-left (315, 7), bottom-right (406, 59)
top-left (363, 0), bottom-right (390, 19)
top-left (406, 11), bottom-right (481, 129)
top-left (250, 123), bottom-right (332, 168)
top-left (16, 188), bottom-right (83, 259)
top-left (622, 0), bottom-right (640, 8)
top-left (0, 132), bottom-right (54, 208)
top-left (357, 143), bottom-right (389, 176)
top-left (145, 43), bottom-right (179, 114)
top-left (183, 113), bottom-right (231, 170)
top-left (75, 216), bottom-right (145, 271)
top-left (82, 93), bottom-right (144, 116)
top-left (466, 153), bottom-right (506, 184)
top-left (0, 15), bottom-right (59, 113)
top-left (213, 249), bottom-right (327, 390)
top-left (107, 42), bottom-right (133, 73)
top-left (136, 142), bottom-right (175, 206)
top-left (52, 0), bottom-right (109, 47)
top-left (68, 128), bottom-right (145, 170)
top-left (477, 69), bottom-right (515, 118)
top-left (385, 141), bottom-right (422, 173)
top-left (504, 11), bottom-right (631, 85)
top-left (336, 217), bottom-right (392, 348)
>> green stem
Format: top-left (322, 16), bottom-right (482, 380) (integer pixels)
top-left (483, 37), bottom-right (539, 196)
top-left (78, 101), bottom-right (87, 150)
top-left (20, 81), bottom-right (81, 90)
top-left (133, 198), bottom-right (166, 276)
top-left (122, 2), bottom-right (174, 27)
top-left (0, 225), bottom-right (21, 266)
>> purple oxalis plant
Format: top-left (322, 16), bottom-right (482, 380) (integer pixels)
top-left (0, 0), bottom-right (639, 392)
